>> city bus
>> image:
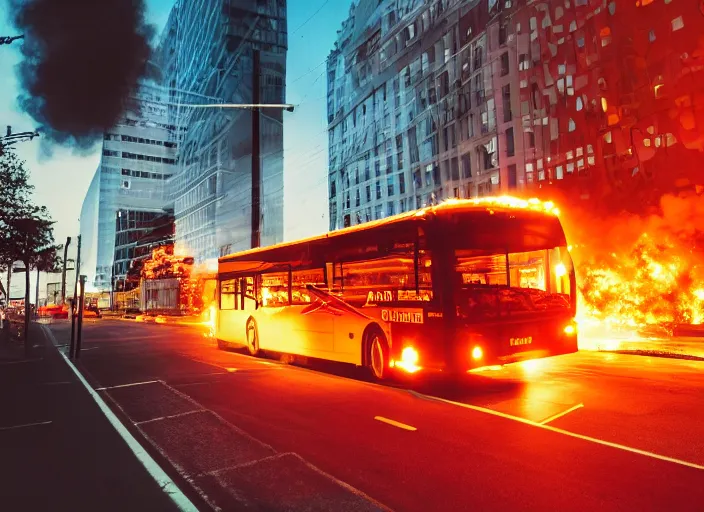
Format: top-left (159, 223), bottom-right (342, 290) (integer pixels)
top-left (214, 197), bottom-right (578, 379)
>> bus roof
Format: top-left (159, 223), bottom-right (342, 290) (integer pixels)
top-left (219, 196), bottom-right (560, 266)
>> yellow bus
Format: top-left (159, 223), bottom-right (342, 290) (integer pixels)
top-left (214, 197), bottom-right (578, 379)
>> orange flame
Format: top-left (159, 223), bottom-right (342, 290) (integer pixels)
top-left (564, 193), bottom-right (704, 339)
top-left (141, 244), bottom-right (217, 316)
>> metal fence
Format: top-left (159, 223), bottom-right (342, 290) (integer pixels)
top-left (140, 278), bottom-right (181, 315)
top-left (113, 289), bottom-right (140, 311)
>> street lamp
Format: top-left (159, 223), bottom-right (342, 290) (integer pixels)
top-left (175, 103), bottom-right (294, 112)
top-left (0, 126), bottom-right (40, 148)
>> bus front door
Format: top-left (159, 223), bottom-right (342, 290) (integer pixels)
top-left (294, 298), bottom-right (336, 356)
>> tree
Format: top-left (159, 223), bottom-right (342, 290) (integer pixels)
top-left (0, 143), bottom-right (33, 300)
top-left (0, 144), bottom-right (58, 345)
top-left (3, 207), bottom-right (57, 343)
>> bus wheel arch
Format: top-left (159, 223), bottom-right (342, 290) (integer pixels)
top-left (245, 317), bottom-right (260, 356)
top-left (362, 323), bottom-right (389, 380)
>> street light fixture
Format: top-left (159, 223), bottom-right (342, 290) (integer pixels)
top-left (175, 103), bottom-right (294, 113)
top-left (0, 126), bottom-right (40, 148)
top-left (0, 35), bottom-right (24, 46)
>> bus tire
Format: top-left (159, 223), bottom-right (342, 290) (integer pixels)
top-left (246, 318), bottom-right (260, 356)
top-left (364, 326), bottom-right (388, 380)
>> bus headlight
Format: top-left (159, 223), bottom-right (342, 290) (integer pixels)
top-left (401, 346), bottom-right (419, 365)
top-left (394, 346), bottom-right (421, 373)
top-left (564, 324), bottom-right (577, 335)
top-left (471, 346), bottom-right (483, 360)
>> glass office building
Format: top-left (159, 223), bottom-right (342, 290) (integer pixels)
top-left (159, 0), bottom-right (288, 262)
top-left (89, 82), bottom-right (178, 291)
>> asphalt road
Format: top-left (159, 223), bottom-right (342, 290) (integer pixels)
top-left (44, 319), bottom-right (704, 511)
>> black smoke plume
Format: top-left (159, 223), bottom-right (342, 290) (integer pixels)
top-left (10, 0), bottom-right (157, 149)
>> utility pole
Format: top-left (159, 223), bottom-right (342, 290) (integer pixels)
top-left (60, 237), bottom-right (71, 305)
top-left (74, 275), bottom-right (86, 360)
top-left (70, 235), bottom-right (81, 349)
top-left (251, 49), bottom-right (261, 249)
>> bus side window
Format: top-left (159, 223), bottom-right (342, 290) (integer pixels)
top-left (260, 272), bottom-right (290, 307)
top-left (417, 249), bottom-right (433, 290)
top-left (292, 269), bottom-right (326, 305)
top-left (220, 279), bottom-right (236, 310)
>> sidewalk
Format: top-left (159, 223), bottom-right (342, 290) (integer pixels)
top-left (579, 324), bottom-right (704, 360)
top-left (0, 322), bottom-right (195, 512)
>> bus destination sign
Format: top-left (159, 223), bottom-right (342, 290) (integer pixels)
top-left (381, 308), bottom-right (424, 324)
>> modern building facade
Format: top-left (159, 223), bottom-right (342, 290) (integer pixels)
top-left (123, 209), bottom-right (175, 290)
top-left (90, 81), bottom-right (178, 291)
top-left (327, 0), bottom-right (523, 230)
top-left (512, 0), bottom-right (704, 214)
top-left (159, 0), bottom-right (288, 262)
top-left (327, 0), bottom-right (704, 229)
top-left (79, 168), bottom-right (100, 291)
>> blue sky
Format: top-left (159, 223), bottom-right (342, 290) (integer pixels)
top-left (1, 0), bottom-right (348, 295)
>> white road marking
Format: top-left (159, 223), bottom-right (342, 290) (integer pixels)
top-left (294, 453), bottom-right (393, 511)
top-left (426, 395), bottom-right (704, 471)
top-left (208, 452), bottom-right (293, 476)
top-left (135, 409), bottom-right (205, 426)
top-left (0, 420), bottom-right (52, 431)
top-left (374, 416), bottom-right (417, 431)
top-left (40, 325), bottom-right (199, 512)
top-left (94, 380), bottom-right (160, 391)
top-left (539, 403), bottom-right (584, 425)
top-left (209, 452), bottom-right (392, 511)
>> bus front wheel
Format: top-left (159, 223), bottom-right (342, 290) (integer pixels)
top-left (365, 327), bottom-right (388, 380)
top-left (246, 318), bottom-right (260, 356)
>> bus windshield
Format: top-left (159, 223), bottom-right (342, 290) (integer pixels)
top-left (454, 246), bottom-right (574, 321)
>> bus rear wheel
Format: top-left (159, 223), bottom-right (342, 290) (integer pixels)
top-left (246, 318), bottom-right (260, 356)
top-left (365, 328), bottom-right (388, 380)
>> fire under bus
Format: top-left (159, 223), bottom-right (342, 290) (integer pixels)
top-left (214, 198), bottom-right (578, 379)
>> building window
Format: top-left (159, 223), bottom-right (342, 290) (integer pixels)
top-left (503, 85), bottom-right (512, 122)
top-left (451, 157), bottom-right (459, 181)
top-left (499, 24), bottom-right (508, 45)
top-left (355, 189), bottom-right (361, 207)
top-left (376, 180), bottom-right (382, 200)
top-left (374, 204), bottom-right (383, 219)
top-left (387, 175), bottom-right (395, 196)
top-left (366, 184), bottom-right (371, 202)
top-left (461, 153), bottom-right (472, 178)
top-left (508, 164), bottom-right (517, 189)
top-left (387, 201), bottom-right (395, 217)
top-left (500, 52), bottom-right (510, 76)
top-left (506, 128), bottom-right (515, 157)
top-left (398, 172), bottom-right (406, 194)
top-left (518, 54), bottom-right (530, 71)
